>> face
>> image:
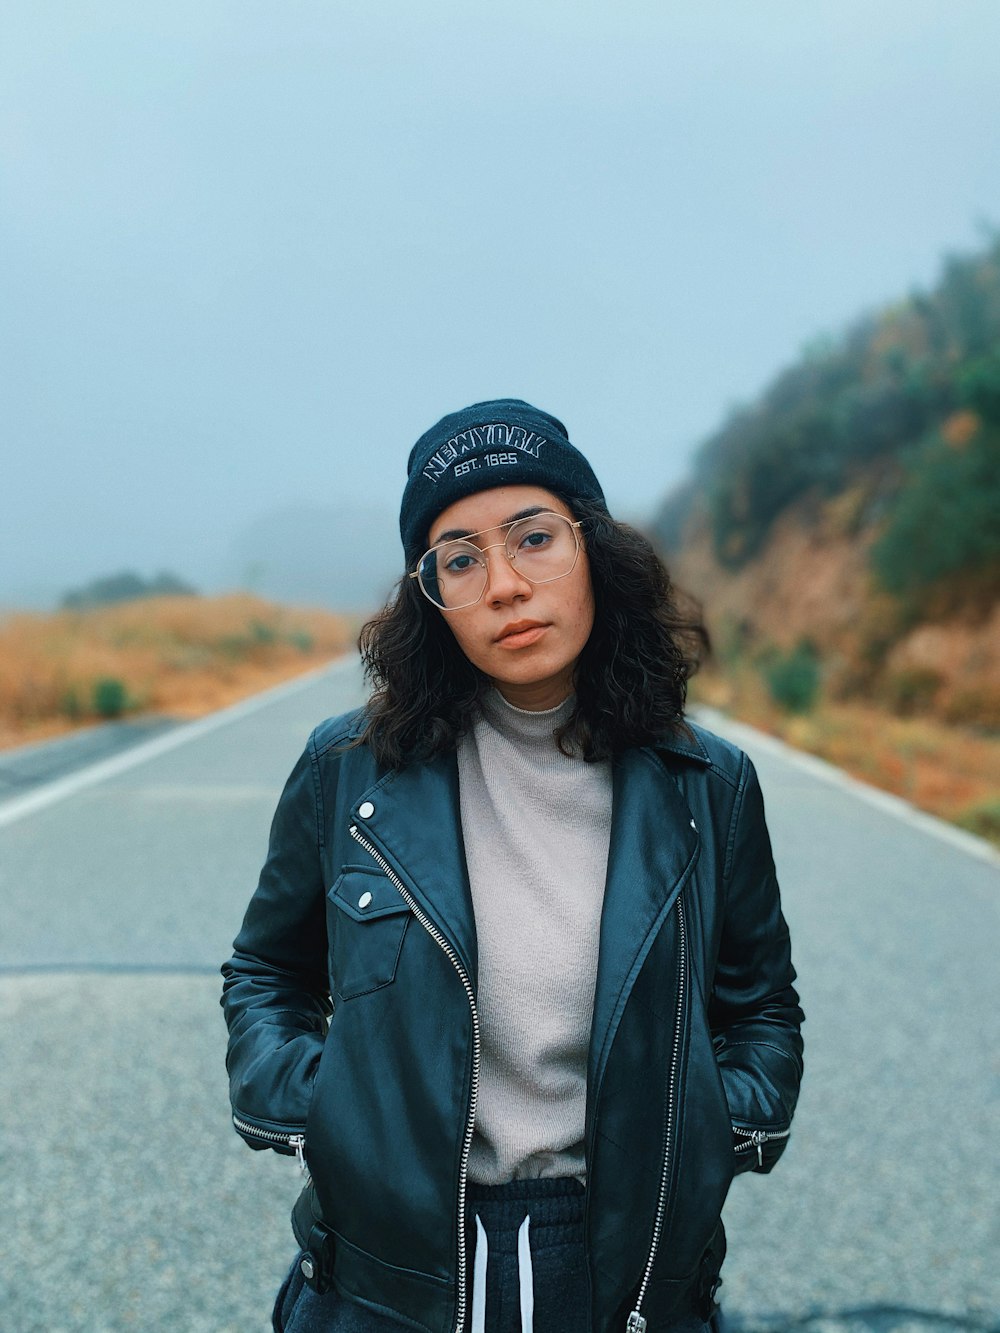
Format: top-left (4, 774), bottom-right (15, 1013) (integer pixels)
top-left (425, 485), bottom-right (596, 711)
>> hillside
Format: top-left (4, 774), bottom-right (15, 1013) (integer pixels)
top-left (653, 236), bottom-right (1000, 725)
top-left (650, 237), bottom-right (1000, 843)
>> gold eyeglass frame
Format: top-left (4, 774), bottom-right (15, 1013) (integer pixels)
top-left (409, 511), bottom-right (584, 612)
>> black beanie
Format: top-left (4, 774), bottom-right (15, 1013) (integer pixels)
top-left (399, 398), bottom-right (607, 566)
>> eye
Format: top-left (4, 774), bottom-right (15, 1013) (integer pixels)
top-left (443, 550), bottom-right (481, 575)
top-left (518, 526), bottom-right (554, 551)
top-left (517, 511), bottom-right (570, 549)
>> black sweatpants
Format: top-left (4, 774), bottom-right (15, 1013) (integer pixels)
top-left (272, 1178), bottom-right (718, 1333)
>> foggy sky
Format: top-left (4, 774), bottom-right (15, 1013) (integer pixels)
top-left (3, 1), bottom-right (999, 608)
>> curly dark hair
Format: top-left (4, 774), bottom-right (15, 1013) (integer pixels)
top-left (355, 498), bottom-right (710, 767)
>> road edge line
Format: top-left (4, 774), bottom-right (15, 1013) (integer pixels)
top-left (692, 704), bottom-right (1000, 870)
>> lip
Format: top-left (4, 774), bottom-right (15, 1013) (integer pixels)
top-left (494, 620), bottom-right (549, 648)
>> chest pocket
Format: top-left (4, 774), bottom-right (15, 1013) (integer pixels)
top-left (327, 865), bottom-right (411, 1001)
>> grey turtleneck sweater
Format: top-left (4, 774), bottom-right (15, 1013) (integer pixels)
top-left (456, 689), bottom-right (613, 1184)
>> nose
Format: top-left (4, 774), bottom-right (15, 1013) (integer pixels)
top-left (484, 545), bottom-right (532, 606)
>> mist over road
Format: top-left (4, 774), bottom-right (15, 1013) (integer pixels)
top-left (2, 659), bottom-right (997, 1331)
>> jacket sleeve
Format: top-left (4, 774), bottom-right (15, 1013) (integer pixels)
top-left (708, 752), bottom-right (804, 1175)
top-left (220, 732), bottom-right (332, 1152)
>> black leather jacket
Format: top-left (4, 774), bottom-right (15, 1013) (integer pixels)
top-left (221, 710), bottom-right (804, 1333)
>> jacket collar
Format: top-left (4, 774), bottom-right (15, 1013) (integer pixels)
top-left (654, 722), bottom-right (712, 766)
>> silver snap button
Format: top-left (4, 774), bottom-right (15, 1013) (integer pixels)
top-left (358, 891), bottom-right (373, 910)
top-left (689, 818), bottom-right (697, 829)
top-left (358, 801), bottom-right (375, 819)
top-left (300, 1255), bottom-right (315, 1280)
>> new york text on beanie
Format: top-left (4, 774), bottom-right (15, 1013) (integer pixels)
top-left (399, 399), bottom-right (607, 565)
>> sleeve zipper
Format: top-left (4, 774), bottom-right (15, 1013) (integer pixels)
top-left (232, 1115), bottom-right (309, 1175)
top-left (732, 1125), bottom-right (791, 1166)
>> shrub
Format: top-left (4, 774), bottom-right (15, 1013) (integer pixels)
top-left (943, 687), bottom-right (1000, 730)
top-left (219, 634), bottom-right (251, 658)
top-left (958, 351), bottom-right (1000, 423)
top-left (882, 668), bottom-right (942, 716)
top-left (870, 425), bottom-right (1000, 602)
top-left (955, 798), bottom-right (1000, 847)
top-left (60, 686), bottom-right (83, 720)
top-left (92, 677), bottom-right (128, 718)
top-left (761, 641), bottom-right (821, 713)
top-left (250, 620), bottom-right (278, 645)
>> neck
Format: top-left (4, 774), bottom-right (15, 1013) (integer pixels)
top-left (492, 674), bottom-right (574, 712)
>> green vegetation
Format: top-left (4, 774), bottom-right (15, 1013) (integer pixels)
top-left (870, 425), bottom-right (1000, 603)
top-left (958, 349), bottom-right (1000, 421)
top-left (955, 797), bottom-right (1000, 844)
top-left (250, 619), bottom-right (278, 645)
top-left (61, 570), bottom-right (197, 610)
top-left (60, 686), bottom-right (83, 720)
top-left (218, 621), bottom-right (314, 658)
top-left (92, 677), bottom-right (129, 718)
top-left (881, 667), bottom-right (943, 717)
top-left (760, 641), bottom-right (822, 714)
top-left (652, 235), bottom-right (1000, 614)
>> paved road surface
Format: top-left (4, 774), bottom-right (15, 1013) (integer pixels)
top-left (0, 718), bottom-right (181, 802)
top-left (2, 658), bottom-right (998, 1332)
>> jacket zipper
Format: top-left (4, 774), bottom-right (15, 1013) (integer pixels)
top-left (232, 1115), bottom-right (308, 1175)
top-left (625, 895), bottom-right (688, 1333)
top-left (733, 1125), bottom-right (790, 1166)
top-left (349, 823), bottom-right (481, 1333)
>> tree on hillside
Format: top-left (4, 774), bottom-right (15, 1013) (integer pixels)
top-left (872, 425), bottom-right (1000, 608)
top-left (61, 571), bottom-right (198, 609)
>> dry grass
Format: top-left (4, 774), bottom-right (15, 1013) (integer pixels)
top-left (0, 593), bottom-right (357, 751)
top-left (692, 664), bottom-right (1000, 848)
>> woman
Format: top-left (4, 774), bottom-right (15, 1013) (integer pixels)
top-left (221, 399), bottom-right (804, 1333)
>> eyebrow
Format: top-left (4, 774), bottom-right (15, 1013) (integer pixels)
top-left (430, 506), bottom-right (550, 545)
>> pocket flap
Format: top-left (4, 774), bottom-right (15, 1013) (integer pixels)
top-left (329, 866), bottom-right (410, 923)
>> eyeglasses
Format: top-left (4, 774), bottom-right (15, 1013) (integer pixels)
top-left (410, 511), bottom-right (584, 611)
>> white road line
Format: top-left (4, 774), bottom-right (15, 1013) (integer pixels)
top-left (692, 704), bottom-right (1000, 869)
top-left (0, 655), bottom-right (359, 830)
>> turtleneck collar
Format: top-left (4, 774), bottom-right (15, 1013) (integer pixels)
top-left (478, 687), bottom-right (575, 747)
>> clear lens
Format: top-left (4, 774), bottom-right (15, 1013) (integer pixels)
top-left (417, 542), bottom-right (488, 610)
top-left (416, 512), bottom-right (580, 610)
top-left (505, 513), bottom-right (580, 581)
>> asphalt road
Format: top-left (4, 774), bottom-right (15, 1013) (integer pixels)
top-left (1, 659), bottom-right (998, 1333)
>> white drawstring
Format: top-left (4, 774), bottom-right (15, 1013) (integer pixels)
top-left (472, 1216), bottom-right (488, 1333)
top-left (517, 1215), bottom-right (534, 1332)
top-left (470, 1211), bottom-right (534, 1333)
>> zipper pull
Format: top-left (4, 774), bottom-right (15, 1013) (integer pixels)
top-left (626, 1313), bottom-right (647, 1332)
top-left (752, 1129), bottom-right (767, 1166)
top-left (289, 1134), bottom-right (308, 1176)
